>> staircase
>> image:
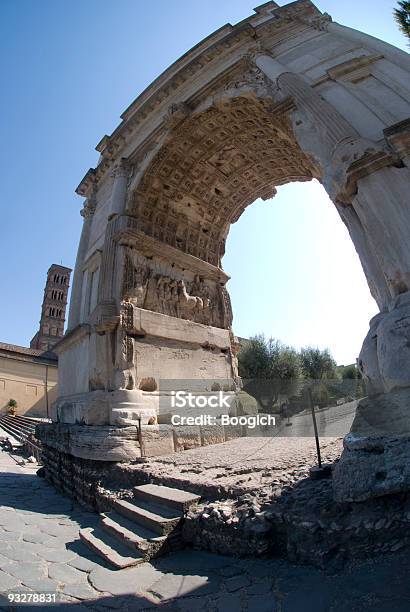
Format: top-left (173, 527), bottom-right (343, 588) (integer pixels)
top-left (80, 483), bottom-right (200, 569)
top-left (0, 414), bottom-right (46, 442)
top-left (0, 415), bottom-right (49, 459)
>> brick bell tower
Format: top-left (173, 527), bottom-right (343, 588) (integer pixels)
top-left (30, 264), bottom-right (72, 351)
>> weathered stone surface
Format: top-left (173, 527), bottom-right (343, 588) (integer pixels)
top-left (79, 527), bottom-right (144, 569)
top-left (0, 531), bottom-right (20, 542)
top-left (333, 435), bottom-right (410, 501)
top-left (0, 570), bottom-right (20, 591)
top-left (48, 563), bottom-right (86, 584)
top-left (378, 292), bottom-right (410, 392)
top-left (333, 388), bottom-right (410, 501)
top-left (358, 313), bottom-right (385, 396)
top-left (88, 564), bottom-right (163, 595)
top-left (141, 426), bottom-right (175, 457)
top-left (22, 577), bottom-right (59, 591)
top-left (200, 425), bottom-right (225, 447)
top-left (6, 562), bottom-right (47, 583)
top-left (62, 582), bottom-right (99, 600)
top-left (172, 426), bottom-right (201, 453)
top-left (133, 483), bottom-right (200, 511)
top-left (68, 555), bottom-right (102, 573)
top-left (22, 530), bottom-right (56, 545)
top-left (37, 548), bottom-right (78, 563)
top-left (149, 573), bottom-right (220, 600)
top-left (3, 546), bottom-right (39, 563)
top-left (37, 422), bottom-right (140, 461)
top-left (131, 307), bottom-right (231, 348)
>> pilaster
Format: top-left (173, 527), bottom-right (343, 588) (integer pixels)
top-left (67, 195), bottom-right (96, 331)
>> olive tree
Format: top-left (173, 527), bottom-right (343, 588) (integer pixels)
top-left (238, 335), bottom-right (302, 412)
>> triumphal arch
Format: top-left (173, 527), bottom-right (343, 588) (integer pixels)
top-left (40, 1), bottom-right (410, 501)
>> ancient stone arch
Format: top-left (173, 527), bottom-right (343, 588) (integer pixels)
top-left (46, 1), bottom-right (410, 492)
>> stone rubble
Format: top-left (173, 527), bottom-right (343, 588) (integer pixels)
top-left (183, 469), bottom-right (410, 570)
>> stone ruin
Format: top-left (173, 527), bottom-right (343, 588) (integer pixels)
top-left (37, 0), bottom-right (410, 506)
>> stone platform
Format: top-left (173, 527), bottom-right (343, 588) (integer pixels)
top-left (95, 437), bottom-right (410, 570)
top-left (103, 437), bottom-right (343, 498)
top-left (37, 432), bottom-right (410, 571)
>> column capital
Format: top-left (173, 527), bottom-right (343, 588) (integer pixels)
top-left (298, 12), bottom-right (332, 32)
top-left (110, 158), bottom-right (130, 180)
top-left (80, 194), bottom-right (97, 219)
top-left (253, 54), bottom-right (288, 83)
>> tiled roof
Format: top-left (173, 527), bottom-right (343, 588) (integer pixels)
top-left (0, 342), bottom-right (58, 362)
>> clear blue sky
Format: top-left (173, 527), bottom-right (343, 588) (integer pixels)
top-left (0, 0), bottom-right (407, 364)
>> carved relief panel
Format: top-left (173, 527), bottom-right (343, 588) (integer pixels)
top-left (122, 246), bottom-right (232, 329)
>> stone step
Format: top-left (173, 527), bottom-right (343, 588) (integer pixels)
top-left (133, 483), bottom-right (201, 512)
top-left (113, 498), bottom-right (183, 535)
top-left (0, 421), bottom-right (26, 443)
top-left (100, 511), bottom-right (169, 557)
top-left (79, 527), bottom-right (145, 569)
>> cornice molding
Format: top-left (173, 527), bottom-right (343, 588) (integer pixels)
top-left (115, 226), bottom-right (230, 285)
top-left (74, 1), bottom-right (323, 198)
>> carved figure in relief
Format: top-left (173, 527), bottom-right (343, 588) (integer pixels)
top-left (120, 300), bottom-right (134, 330)
top-left (128, 268), bottom-right (148, 305)
top-left (169, 279), bottom-right (179, 317)
top-left (177, 280), bottom-right (204, 315)
top-left (113, 300), bottom-right (136, 391)
top-left (114, 329), bottom-right (135, 391)
top-left (123, 251), bottom-right (150, 307)
top-left (156, 276), bottom-right (168, 314)
top-left (122, 249), bottom-right (227, 327)
top-left (189, 275), bottom-right (213, 325)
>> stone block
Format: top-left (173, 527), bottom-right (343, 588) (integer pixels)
top-left (36, 422), bottom-right (141, 461)
top-left (223, 424), bottom-right (244, 441)
top-left (69, 425), bottom-right (141, 461)
top-left (200, 424), bottom-right (225, 446)
top-left (378, 291), bottom-right (410, 392)
top-left (173, 426), bottom-right (201, 452)
top-left (132, 307), bottom-right (231, 349)
top-left (333, 388), bottom-right (410, 501)
top-left (141, 425), bottom-right (175, 457)
top-left (54, 391), bottom-right (110, 425)
top-left (333, 434), bottom-right (410, 502)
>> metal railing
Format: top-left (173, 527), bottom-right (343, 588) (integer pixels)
top-left (0, 415), bottom-right (43, 464)
top-left (22, 438), bottom-right (43, 463)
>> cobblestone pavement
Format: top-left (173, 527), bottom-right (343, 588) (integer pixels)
top-left (1, 451), bottom-right (410, 611)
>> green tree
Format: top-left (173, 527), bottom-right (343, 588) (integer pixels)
top-left (394, 1), bottom-right (410, 42)
top-left (300, 346), bottom-right (339, 405)
top-left (238, 335), bottom-right (302, 412)
top-left (300, 346), bottom-right (338, 380)
top-left (339, 363), bottom-right (360, 380)
top-left (337, 364), bottom-right (366, 399)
